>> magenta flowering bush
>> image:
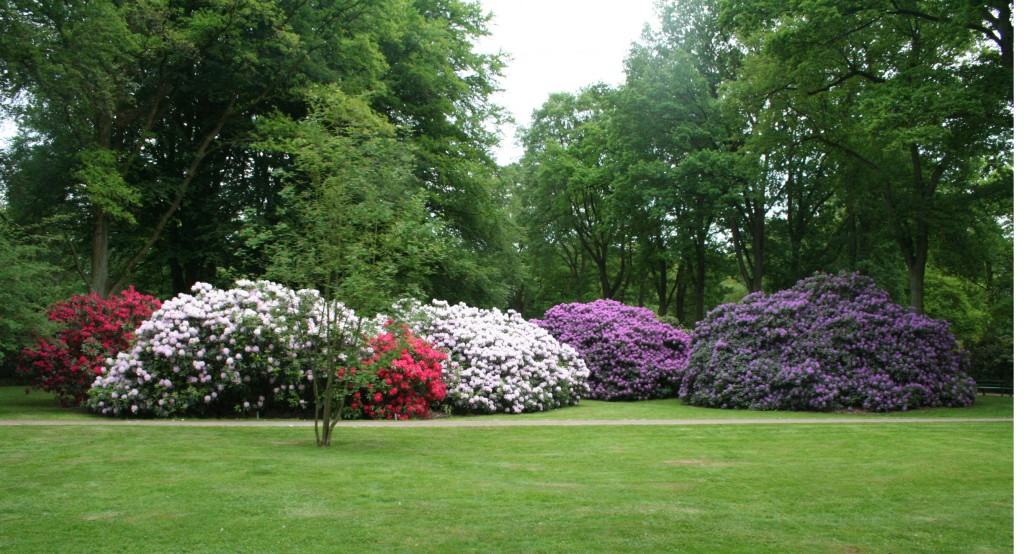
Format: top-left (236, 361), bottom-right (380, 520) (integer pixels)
top-left (679, 272), bottom-right (976, 412)
top-left (533, 299), bottom-right (692, 401)
top-left (87, 280), bottom-right (365, 417)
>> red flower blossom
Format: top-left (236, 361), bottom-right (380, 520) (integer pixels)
top-left (338, 322), bottom-right (447, 420)
top-left (18, 288), bottom-right (161, 407)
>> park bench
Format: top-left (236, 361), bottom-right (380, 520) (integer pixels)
top-left (975, 380), bottom-right (1013, 396)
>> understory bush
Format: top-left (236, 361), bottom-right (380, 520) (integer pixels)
top-left (534, 299), bottom-right (692, 401)
top-left (395, 299), bottom-right (590, 414)
top-left (679, 272), bottom-right (975, 412)
top-left (340, 321), bottom-right (448, 420)
top-left (19, 288), bottom-right (161, 406)
top-left (87, 280), bottom-right (365, 417)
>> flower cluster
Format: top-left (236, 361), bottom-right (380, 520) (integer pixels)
top-left (19, 288), bottom-right (161, 406)
top-left (86, 280), bottom-right (363, 417)
top-left (679, 272), bottom-right (976, 412)
top-left (341, 322), bottom-right (447, 420)
top-left (534, 299), bottom-right (692, 401)
top-left (394, 299), bottom-right (590, 414)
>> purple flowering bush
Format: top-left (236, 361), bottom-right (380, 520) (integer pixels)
top-left (678, 272), bottom-right (976, 412)
top-left (534, 299), bottom-right (692, 401)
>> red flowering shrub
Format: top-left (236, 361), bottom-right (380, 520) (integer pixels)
top-left (340, 322), bottom-right (447, 420)
top-left (18, 288), bottom-right (161, 407)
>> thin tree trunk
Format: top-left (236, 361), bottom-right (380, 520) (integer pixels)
top-left (692, 233), bottom-right (708, 324)
top-left (656, 259), bottom-right (669, 316)
top-left (637, 265), bottom-right (648, 307)
top-left (907, 233), bottom-right (928, 313)
top-left (90, 211), bottom-right (110, 295)
top-left (674, 260), bottom-right (689, 325)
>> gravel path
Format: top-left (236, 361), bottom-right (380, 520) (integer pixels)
top-left (0, 417), bottom-right (1011, 428)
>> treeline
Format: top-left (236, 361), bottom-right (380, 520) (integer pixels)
top-left (510, 0), bottom-right (1012, 359)
top-left (0, 0), bottom-right (517, 373)
top-left (0, 0), bottom-right (1013, 381)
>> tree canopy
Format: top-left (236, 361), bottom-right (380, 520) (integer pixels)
top-left (0, 0), bottom-right (1012, 381)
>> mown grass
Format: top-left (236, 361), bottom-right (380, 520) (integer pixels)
top-left (0, 421), bottom-right (1011, 552)
top-left (473, 395), bottom-right (1014, 421)
top-left (0, 386), bottom-right (1013, 422)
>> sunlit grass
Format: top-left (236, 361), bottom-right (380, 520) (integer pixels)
top-left (0, 422), bottom-right (1011, 552)
top-left (0, 386), bottom-right (1012, 422)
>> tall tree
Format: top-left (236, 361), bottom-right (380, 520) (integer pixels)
top-left (1, 0), bottom-right (393, 294)
top-left (721, 0), bottom-right (1013, 311)
top-left (1, 0), bottom-right (513, 304)
top-left (618, 24), bottom-right (734, 322)
top-left (519, 86), bottom-right (634, 301)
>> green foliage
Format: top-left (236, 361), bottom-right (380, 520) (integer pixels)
top-left (1, 0), bottom-right (511, 304)
top-left (0, 217), bottom-right (74, 379)
top-left (258, 86), bottom-right (446, 315)
top-left (517, 86), bottom-right (635, 309)
top-left (73, 149), bottom-right (140, 224)
top-left (924, 268), bottom-right (988, 345)
top-left (720, 0), bottom-right (1012, 311)
top-left (514, 0), bottom-right (1011, 334)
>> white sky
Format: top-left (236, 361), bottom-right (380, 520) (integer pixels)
top-left (0, 1), bottom-right (660, 163)
top-left (476, 0), bottom-right (659, 165)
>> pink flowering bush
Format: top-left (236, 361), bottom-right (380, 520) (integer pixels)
top-left (87, 280), bottom-right (364, 417)
top-left (19, 288), bottom-right (161, 407)
top-left (395, 299), bottom-right (590, 414)
top-left (679, 272), bottom-right (976, 412)
top-left (340, 321), bottom-right (447, 420)
top-left (533, 299), bottom-right (692, 401)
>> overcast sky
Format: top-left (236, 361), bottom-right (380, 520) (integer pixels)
top-left (476, 0), bottom-right (659, 165)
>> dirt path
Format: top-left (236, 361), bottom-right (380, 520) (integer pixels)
top-left (0, 417), bottom-right (1011, 428)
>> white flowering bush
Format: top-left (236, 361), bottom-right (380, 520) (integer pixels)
top-left (395, 299), bottom-right (590, 414)
top-left (86, 280), bottom-right (365, 417)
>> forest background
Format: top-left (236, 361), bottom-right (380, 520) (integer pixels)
top-left (0, 0), bottom-right (1013, 383)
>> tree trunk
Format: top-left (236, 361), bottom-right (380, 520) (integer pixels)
top-left (751, 210), bottom-right (764, 292)
top-left (674, 260), bottom-right (688, 325)
top-left (597, 256), bottom-right (612, 299)
top-left (656, 259), bottom-right (669, 316)
top-left (637, 265), bottom-right (648, 307)
top-left (692, 236), bottom-right (707, 323)
top-left (731, 204), bottom-right (765, 294)
top-left (90, 211), bottom-right (110, 295)
top-left (170, 258), bottom-right (187, 295)
top-left (907, 233), bottom-right (928, 313)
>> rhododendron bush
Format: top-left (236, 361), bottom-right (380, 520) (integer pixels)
top-left (534, 299), bottom-right (691, 401)
top-left (19, 288), bottom-right (161, 407)
top-left (679, 272), bottom-right (976, 412)
top-left (341, 322), bottom-right (447, 420)
top-left (395, 299), bottom-right (590, 414)
top-left (87, 280), bottom-right (365, 417)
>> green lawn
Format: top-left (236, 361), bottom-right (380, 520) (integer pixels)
top-left (0, 386), bottom-right (1014, 422)
top-left (0, 421), bottom-right (1011, 552)
top-left (474, 395), bottom-right (1014, 421)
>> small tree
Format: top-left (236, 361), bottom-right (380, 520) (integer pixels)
top-left (260, 87), bottom-right (447, 446)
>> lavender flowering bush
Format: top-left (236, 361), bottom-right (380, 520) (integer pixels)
top-left (679, 272), bottom-right (975, 412)
top-left (533, 299), bottom-right (692, 401)
top-left (395, 299), bottom-right (590, 414)
top-left (87, 280), bottom-right (366, 417)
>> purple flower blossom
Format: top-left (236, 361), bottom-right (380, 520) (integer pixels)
top-left (534, 299), bottom-right (692, 401)
top-left (678, 272), bottom-right (976, 412)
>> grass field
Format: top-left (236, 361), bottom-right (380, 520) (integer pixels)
top-left (0, 388), bottom-right (1013, 552)
top-left (1, 386), bottom-right (1014, 421)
